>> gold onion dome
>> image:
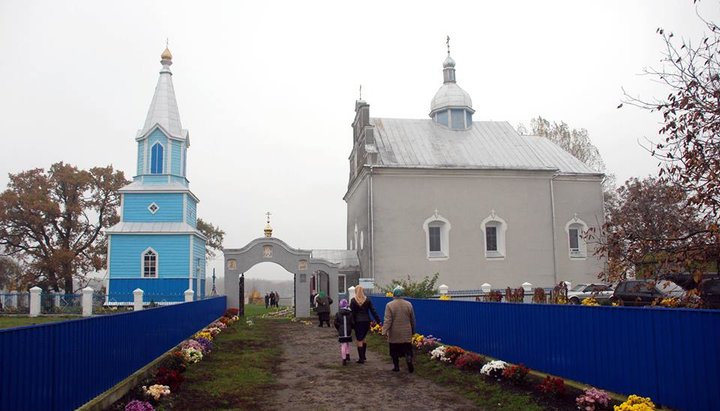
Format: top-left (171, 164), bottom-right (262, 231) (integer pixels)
top-left (161, 47), bottom-right (173, 61)
top-left (264, 223), bottom-right (273, 238)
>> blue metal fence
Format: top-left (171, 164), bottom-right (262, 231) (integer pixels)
top-left (0, 296), bottom-right (226, 411)
top-left (371, 296), bottom-right (720, 411)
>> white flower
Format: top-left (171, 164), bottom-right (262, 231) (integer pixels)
top-left (480, 360), bottom-right (508, 376)
top-left (430, 345), bottom-right (447, 361)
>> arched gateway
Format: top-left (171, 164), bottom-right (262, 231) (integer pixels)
top-left (223, 221), bottom-right (359, 317)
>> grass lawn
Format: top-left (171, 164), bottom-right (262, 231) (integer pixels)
top-left (167, 309), bottom-right (283, 410)
top-left (366, 333), bottom-right (547, 411)
top-left (0, 315), bottom-right (79, 330)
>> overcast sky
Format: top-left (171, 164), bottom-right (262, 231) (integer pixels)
top-left (1, 1), bottom-right (719, 282)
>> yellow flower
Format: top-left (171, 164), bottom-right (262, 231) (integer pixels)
top-left (614, 394), bottom-right (656, 411)
top-left (581, 297), bottom-right (599, 306)
top-left (385, 292), bottom-right (393, 297)
top-left (439, 295), bottom-right (451, 300)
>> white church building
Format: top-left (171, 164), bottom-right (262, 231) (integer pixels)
top-left (345, 47), bottom-right (606, 291)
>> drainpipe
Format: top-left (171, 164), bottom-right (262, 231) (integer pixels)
top-left (550, 175), bottom-right (558, 285)
top-left (369, 165), bottom-right (375, 281)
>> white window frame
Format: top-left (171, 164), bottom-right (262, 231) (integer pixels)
top-left (141, 247), bottom-right (159, 278)
top-left (423, 211), bottom-right (451, 261)
top-left (481, 210), bottom-right (507, 260)
top-left (565, 215), bottom-right (589, 260)
top-left (148, 202), bottom-right (160, 214)
top-left (338, 274), bottom-right (347, 294)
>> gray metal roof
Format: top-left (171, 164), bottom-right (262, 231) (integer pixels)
top-left (369, 118), bottom-right (598, 174)
top-left (106, 222), bottom-right (204, 237)
top-left (430, 82), bottom-right (473, 114)
top-left (311, 249), bottom-right (359, 269)
top-left (137, 58), bottom-right (187, 141)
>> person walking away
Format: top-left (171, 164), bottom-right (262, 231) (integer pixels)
top-left (315, 291), bottom-right (333, 327)
top-left (382, 286), bottom-right (416, 373)
top-left (274, 291), bottom-right (280, 307)
top-left (350, 285), bottom-right (381, 364)
top-left (334, 299), bottom-right (355, 365)
top-left (264, 293), bottom-right (270, 309)
top-left (269, 292), bottom-right (277, 309)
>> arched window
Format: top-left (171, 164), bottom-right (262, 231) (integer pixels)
top-left (565, 215), bottom-right (589, 259)
top-left (142, 248), bottom-right (158, 278)
top-left (481, 211), bottom-right (507, 259)
top-left (423, 211), bottom-right (451, 260)
top-left (150, 143), bottom-right (164, 174)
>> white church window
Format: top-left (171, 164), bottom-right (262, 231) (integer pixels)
top-left (338, 274), bottom-right (346, 294)
top-left (481, 211), bottom-right (507, 259)
top-left (423, 212), bottom-right (451, 260)
top-left (360, 231), bottom-right (364, 250)
top-left (565, 215), bottom-right (589, 259)
top-left (142, 248), bottom-right (158, 278)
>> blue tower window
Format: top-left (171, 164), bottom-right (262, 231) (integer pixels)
top-left (143, 249), bottom-right (158, 278)
top-left (151, 143), bottom-right (164, 174)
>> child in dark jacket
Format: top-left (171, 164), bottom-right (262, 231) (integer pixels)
top-left (334, 299), bottom-right (355, 365)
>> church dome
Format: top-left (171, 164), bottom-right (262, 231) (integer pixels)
top-left (161, 47), bottom-right (172, 61)
top-left (443, 55), bottom-right (456, 68)
top-left (430, 82), bottom-right (473, 114)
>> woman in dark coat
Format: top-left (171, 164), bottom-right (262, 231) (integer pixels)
top-left (350, 285), bottom-right (381, 363)
top-left (315, 291), bottom-right (332, 327)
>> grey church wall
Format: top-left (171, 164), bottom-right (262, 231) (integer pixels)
top-left (352, 169), bottom-right (605, 291)
top-left (551, 178), bottom-right (606, 285)
top-left (345, 175), bottom-right (371, 282)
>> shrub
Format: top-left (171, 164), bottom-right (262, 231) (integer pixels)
top-left (224, 308), bottom-right (239, 317)
top-left (502, 363), bottom-right (529, 384)
top-left (415, 334), bottom-right (441, 353)
top-left (125, 400), bottom-right (154, 411)
top-left (155, 367), bottom-right (184, 392)
top-left (380, 272), bottom-right (440, 298)
top-left (614, 394), bottom-right (655, 411)
top-left (443, 346), bottom-right (466, 364)
top-left (454, 352), bottom-right (486, 372)
top-left (537, 376), bottom-right (566, 396)
top-left (161, 350), bottom-right (187, 372)
top-left (576, 387), bottom-right (611, 411)
top-left (504, 287), bottom-right (525, 302)
top-left (532, 287), bottom-right (547, 303)
top-left (485, 290), bottom-right (503, 302)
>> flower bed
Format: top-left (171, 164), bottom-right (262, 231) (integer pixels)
top-left (372, 322), bottom-right (651, 410)
top-left (110, 309), bottom-right (241, 411)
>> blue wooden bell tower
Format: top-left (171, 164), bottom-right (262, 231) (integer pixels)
top-left (106, 47), bottom-right (206, 303)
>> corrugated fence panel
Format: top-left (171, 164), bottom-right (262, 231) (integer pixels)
top-left (0, 296), bottom-right (226, 411)
top-left (370, 296), bottom-right (720, 411)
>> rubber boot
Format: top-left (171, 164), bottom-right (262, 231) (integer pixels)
top-left (356, 347), bottom-right (364, 364)
top-left (406, 352), bottom-right (414, 373)
top-left (362, 342), bottom-right (368, 362)
top-left (391, 356), bottom-right (400, 372)
top-left (345, 354), bottom-right (351, 365)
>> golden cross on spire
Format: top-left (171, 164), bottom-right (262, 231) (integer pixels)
top-left (446, 35), bottom-right (451, 56)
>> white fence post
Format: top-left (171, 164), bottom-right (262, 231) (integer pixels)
top-left (481, 283), bottom-right (492, 293)
top-left (522, 282), bottom-right (533, 303)
top-left (133, 288), bottom-right (144, 311)
top-left (348, 286), bottom-right (356, 301)
top-left (29, 286), bottom-right (42, 317)
top-left (184, 289), bottom-right (194, 303)
top-left (81, 287), bottom-right (93, 317)
top-left (439, 284), bottom-right (449, 299)
top-left (54, 292), bottom-right (61, 309)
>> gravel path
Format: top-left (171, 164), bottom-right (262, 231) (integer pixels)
top-left (267, 320), bottom-right (483, 411)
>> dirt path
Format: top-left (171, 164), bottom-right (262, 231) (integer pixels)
top-left (267, 320), bottom-right (483, 411)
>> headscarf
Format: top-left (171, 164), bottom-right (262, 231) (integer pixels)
top-left (354, 285), bottom-right (367, 304)
top-left (339, 299), bottom-right (348, 309)
top-left (318, 291), bottom-right (326, 298)
top-left (392, 286), bottom-right (404, 297)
